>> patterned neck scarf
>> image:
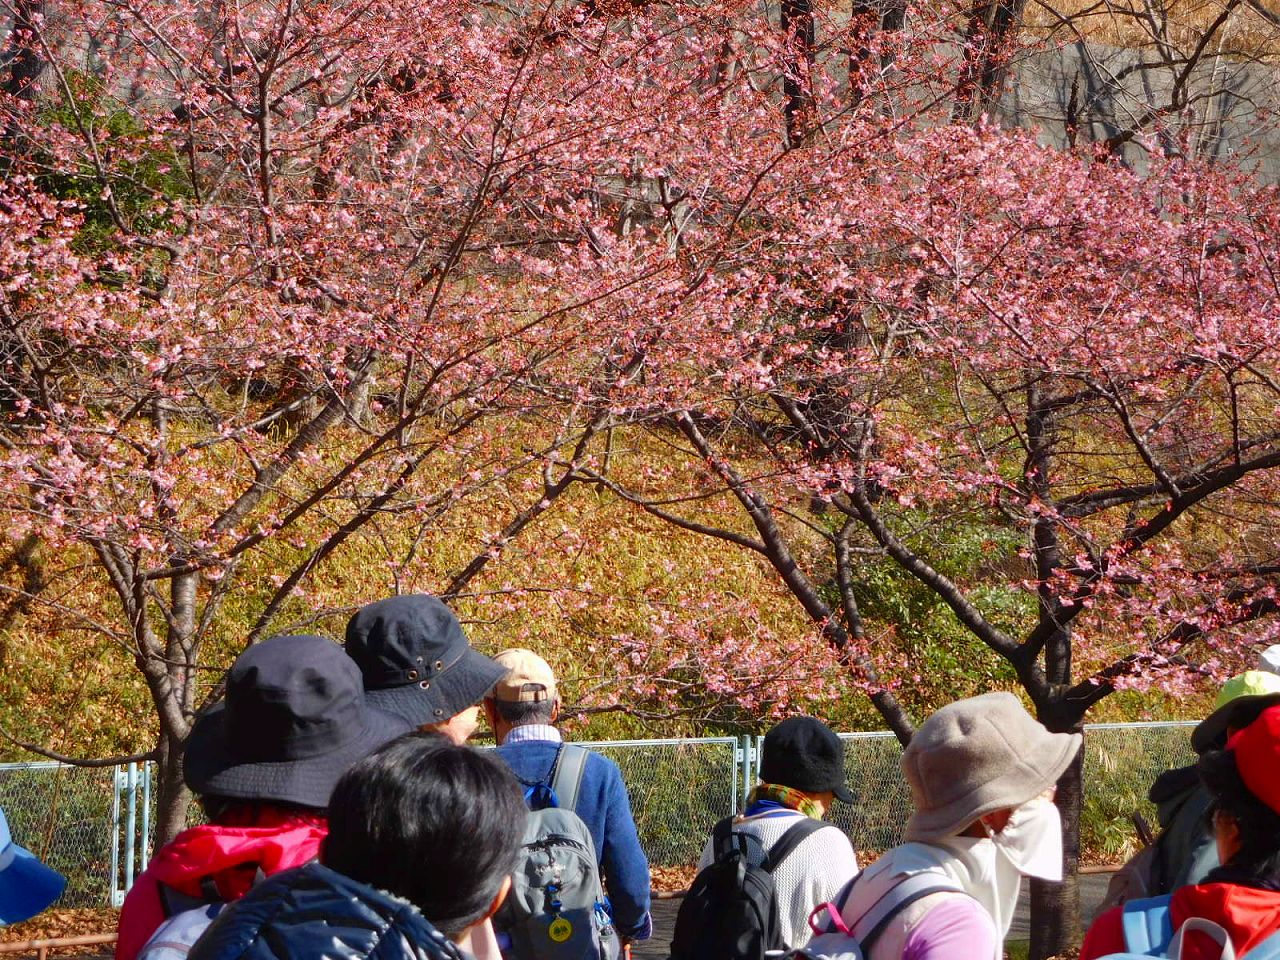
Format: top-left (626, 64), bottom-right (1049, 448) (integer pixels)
top-left (748, 782), bottom-right (824, 820)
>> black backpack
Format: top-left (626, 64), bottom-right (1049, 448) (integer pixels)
top-left (669, 815), bottom-right (827, 960)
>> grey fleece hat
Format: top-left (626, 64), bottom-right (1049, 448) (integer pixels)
top-left (901, 692), bottom-right (1082, 843)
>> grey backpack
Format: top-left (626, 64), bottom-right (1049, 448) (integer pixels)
top-left (498, 744), bottom-right (619, 960)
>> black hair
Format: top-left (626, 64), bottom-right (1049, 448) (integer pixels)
top-left (1199, 747), bottom-right (1280, 887)
top-left (494, 698), bottom-right (557, 726)
top-left (323, 732), bottom-right (527, 937)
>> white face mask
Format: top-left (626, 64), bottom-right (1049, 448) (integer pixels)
top-left (988, 795), bottom-right (1064, 882)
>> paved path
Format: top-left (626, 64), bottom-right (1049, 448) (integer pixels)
top-left (632, 872), bottom-right (1114, 958)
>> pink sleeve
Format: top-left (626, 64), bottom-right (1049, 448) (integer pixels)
top-left (900, 895), bottom-right (999, 960)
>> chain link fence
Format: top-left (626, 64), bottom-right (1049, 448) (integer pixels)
top-left (0, 762), bottom-right (119, 907)
top-left (1081, 721), bottom-right (1197, 861)
top-left (2, 722), bottom-right (1199, 909)
top-left (589, 738), bottom-right (739, 867)
top-left (833, 733), bottom-right (914, 853)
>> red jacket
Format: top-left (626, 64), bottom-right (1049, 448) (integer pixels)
top-left (115, 811), bottom-right (326, 960)
top-left (1082, 882), bottom-right (1280, 960)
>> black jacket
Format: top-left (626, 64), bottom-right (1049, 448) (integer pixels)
top-left (188, 862), bottom-right (469, 960)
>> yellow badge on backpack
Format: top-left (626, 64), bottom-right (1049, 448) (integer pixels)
top-left (548, 918), bottom-right (573, 943)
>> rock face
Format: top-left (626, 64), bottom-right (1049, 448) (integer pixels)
top-left (3, 7), bottom-right (1278, 180)
top-left (996, 40), bottom-right (1280, 179)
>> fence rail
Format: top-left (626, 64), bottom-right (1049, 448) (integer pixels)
top-left (1, 722), bottom-right (1198, 908)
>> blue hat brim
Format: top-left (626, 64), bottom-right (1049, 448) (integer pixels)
top-left (0, 845), bottom-right (66, 925)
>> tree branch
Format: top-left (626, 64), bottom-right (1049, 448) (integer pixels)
top-left (0, 726), bottom-right (157, 767)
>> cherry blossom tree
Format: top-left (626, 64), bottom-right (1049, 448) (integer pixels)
top-left (5, 0), bottom-right (1279, 952)
top-left (571, 125), bottom-right (1280, 955)
top-left (0, 0), bottom-right (729, 841)
top-left (1, 0), bottom-right (956, 843)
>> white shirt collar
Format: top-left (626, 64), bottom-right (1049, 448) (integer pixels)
top-left (502, 724), bottom-right (563, 745)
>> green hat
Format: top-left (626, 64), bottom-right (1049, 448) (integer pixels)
top-left (1192, 671), bottom-right (1280, 754)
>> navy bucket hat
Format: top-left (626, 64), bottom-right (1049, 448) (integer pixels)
top-left (183, 635), bottom-right (408, 809)
top-left (345, 595), bottom-right (507, 727)
top-left (0, 806), bottom-right (66, 925)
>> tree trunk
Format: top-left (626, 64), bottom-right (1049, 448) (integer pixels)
top-left (780, 0), bottom-right (815, 147)
top-left (848, 0), bottom-right (876, 107)
top-left (4, 1), bottom-right (46, 100)
top-left (1029, 713), bottom-right (1085, 960)
top-left (152, 724), bottom-right (191, 847)
top-left (952, 0), bottom-right (1025, 121)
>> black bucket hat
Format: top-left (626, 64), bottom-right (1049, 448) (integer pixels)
top-left (344, 595), bottom-right (507, 727)
top-left (759, 716), bottom-right (854, 804)
top-left (184, 635), bottom-right (408, 809)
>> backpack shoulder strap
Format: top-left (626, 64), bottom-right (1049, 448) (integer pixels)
top-left (1121, 894), bottom-right (1174, 956)
top-left (157, 879), bottom-right (220, 919)
top-left (1170, 917), bottom-right (1236, 960)
top-left (710, 816), bottom-right (740, 862)
top-left (854, 874), bottom-right (968, 955)
top-left (762, 816), bottom-right (828, 873)
top-left (550, 743), bottom-right (589, 813)
top-left (1243, 928), bottom-right (1280, 960)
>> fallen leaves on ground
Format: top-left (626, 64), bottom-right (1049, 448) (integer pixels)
top-left (650, 864), bottom-right (697, 892)
top-left (0, 907), bottom-right (117, 955)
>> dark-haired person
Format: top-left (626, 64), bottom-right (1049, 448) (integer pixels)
top-left (346, 595), bottom-right (507, 744)
top-left (1081, 702), bottom-right (1280, 960)
top-left (117, 636), bottom-right (407, 960)
top-left (188, 732), bottom-right (527, 960)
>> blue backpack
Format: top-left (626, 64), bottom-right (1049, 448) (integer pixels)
top-left (1101, 895), bottom-right (1280, 960)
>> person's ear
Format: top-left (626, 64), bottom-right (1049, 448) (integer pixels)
top-left (482, 698), bottom-right (497, 728)
top-left (485, 875), bottom-right (513, 920)
top-left (551, 698), bottom-right (561, 723)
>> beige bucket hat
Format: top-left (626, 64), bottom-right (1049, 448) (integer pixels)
top-left (901, 692), bottom-right (1082, 843)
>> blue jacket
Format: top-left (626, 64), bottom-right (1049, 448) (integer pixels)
top-left (494, 739), bottom-right (652, 939)
top-left (187, 862), bottom-right (467, 960)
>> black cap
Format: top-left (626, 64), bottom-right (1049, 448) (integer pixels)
top-left (759, 716), bottom-right (853, 803)
top-left (183, 635), bottom-right (408, 809)
top-left (344, 595), bottom-right (507, 727)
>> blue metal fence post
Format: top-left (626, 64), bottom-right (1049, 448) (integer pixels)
top-left (110, 765), bottom-right (123, 907)
top-left (732, 738), bottom-right (742, 814)
top-left (738, 734), bottom-right (760, 808)
top-left (141, 760), bottom-right (152, 871)
top-left (124, 762), bottom-right (138, 894)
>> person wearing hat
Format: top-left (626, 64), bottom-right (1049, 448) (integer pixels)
top-left (188, 733), bottom-right (526, 960)
top-left (808, 693), bottom-right (1080, 960)
top-left (116, 635), bottom-right (407, 960)
top-left (694, 716), bottom-right (860, 950)
top-left (1081, 702), bottom-right (1280, 960)
top-left (1101, 669), bottom-right (1280, 913)
top-left (0, 806), bottom-right (66, 926)
top-left (482, 648), bottom-right (653, 947)
top-left (346, 595), bottom-right (507, 744)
